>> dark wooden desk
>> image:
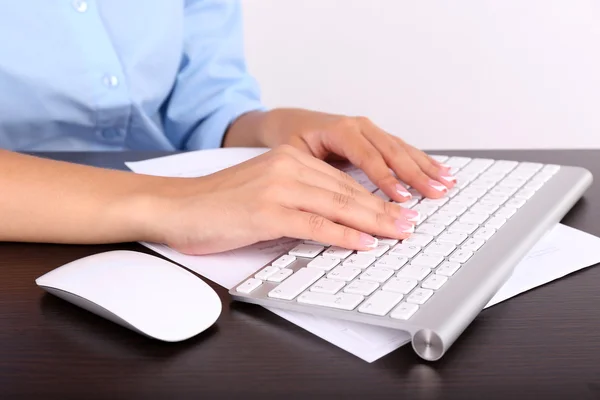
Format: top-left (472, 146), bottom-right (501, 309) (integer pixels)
top-left (2, 150), bottom-right (600, 399)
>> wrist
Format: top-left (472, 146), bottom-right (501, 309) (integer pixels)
top-left (110, 176), bottom-right (188, 245)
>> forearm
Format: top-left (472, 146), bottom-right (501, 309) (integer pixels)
top-left (222, 110), bottom-right (270, 148)
top-left (0, 150), bottom-right (173, 244)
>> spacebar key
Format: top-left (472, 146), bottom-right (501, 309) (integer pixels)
top-left (297, 292), bottom-right (364, 311)
top-left (268, 268), bottom-right (324, 300)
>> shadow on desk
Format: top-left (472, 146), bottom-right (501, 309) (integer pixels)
top-left (39, 293), bottom-right (219, 360)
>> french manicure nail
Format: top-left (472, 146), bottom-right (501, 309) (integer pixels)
top-left (401, 209), bottom-right (421, 223)
top-left (439, 174), bottom-right (457, 184)
top-left (395, 220), bottom-right (415, 234)
top-left (439, 163), bottom-right (452, 170)
top-left (396, 184), bottom-right (412, 199)
top-left (359, 233), bottom-right (378, 248)
top-left (429, 179), bottom-right (448, 193)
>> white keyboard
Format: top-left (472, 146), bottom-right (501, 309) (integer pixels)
top-left (230, 155), bottom-right (592, 361)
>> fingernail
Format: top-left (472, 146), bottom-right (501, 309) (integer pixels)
top-left (429, 179), bottom-right (448, 193)
top-left (359, 233), bottom-right (378, 248)
top-left (396, 184), bottom-right (412, 199)
top-left (401, 209), bottom-right (421, 223)
top-left (395, 220), bottom-right (415, 234)
top-left (439, 174), bottom-right (457, 184)
top-left (439, 163), bottom-right (452, 170)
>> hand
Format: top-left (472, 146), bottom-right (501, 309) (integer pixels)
top-left (227, 108), bottom-right (456, 202)
top-left (154, 145), bottom-right (420, 255)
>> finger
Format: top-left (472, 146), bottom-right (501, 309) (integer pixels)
top-left (292, 163), bottom-right (419, 221)
top-left (321, 129), bottom-right (413, 203)
top-left (280, 182), bottom-right (416, 241)
top-left (272, 208), bottom-right (378, 251)
top-left (358, 125), bottom-right (448, 198)
top-left (277, 144), bottom-right (373, 196)
top-left (393, 137), bottom-right (456, 188)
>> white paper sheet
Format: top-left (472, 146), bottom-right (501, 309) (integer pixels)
top-left (126, 149), bottom-right (600, 362)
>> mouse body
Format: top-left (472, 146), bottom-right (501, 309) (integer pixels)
top-left (36, 250), bottom-right (222, 342)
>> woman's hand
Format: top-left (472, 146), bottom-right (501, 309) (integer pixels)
top-left (225, 108), bottom-right (456, 202)
top-left (155, 145), bottom-right (420, 255)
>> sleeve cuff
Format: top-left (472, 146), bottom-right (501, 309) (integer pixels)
top-left (184, 98), bottom-right (268, 150)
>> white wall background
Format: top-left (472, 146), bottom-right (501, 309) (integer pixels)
top-left (241, 0), bottom-right (600, 149)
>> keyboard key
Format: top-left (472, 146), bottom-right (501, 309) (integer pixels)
top-left (460, 186), bottom-right (488, 198)
top-left (449, 250), bottom-right (473, 264)
top-left (402, 233), bottom-right (434, 247)
top-left (396, 198), bottom-right (419, 209)
top-left (358, 244), bottom-right (390, 257)
top-left (427, 212), bottom-right (457, 226)
top-left (424, 241), bottom-right (456, 257)
top-left (297, 292), bottom-right (364, 310)
top-left (470, 203), bottom-right (499, 215)
top-left (490, 160), bottom-right (518, 172)
top-left (359, 267), bottom-right (395, 283)
top-left (421, 197), bottom-right (449, 207)
top-left (499, 177), bottom-right (527, 189)
top-left (344, 279), bottom-right (379, 296)
top-left (416, 223), bottom-right (446, 236)
top-left (406, 288), bottom-right (434, 305)
top-left (486, 216), bottom-right (507, 229)
top-left (462, 158), bottom-right (494, 172)
top-left (505, 198), bottom-right (527, 209)
top-left (268, 268), bottom-right (324, 300)
top-left (327, 265), bottom-right (362, 281)
top-left (267, 268), bottom-right (294, 283)
top-left (474, 227), bottom-right (496, 240)
top-left (358, 290), bottom-right (404, 316)
top-left (470, 178), bottom-right (498, 189)
top-left (411, 254), bottom-right (444, 269)
top-left (481, 194), bottom-right (509, 206)
top-left (304, 240), bottom-right (330, 247)
top-left (376, 237), bottom-right (399, 246)
top-left (236, 278), bottom-right (263, 294)
top-left (461, 238), bottom-right (485, 252)
top-left (421, 274), bottom-right (448, 290)
top-left (412, 204), bottom-right (439, 217)
top-left (448, 222), bottom-right (479, 234)
top-left (459, 212), bottom-right (489, 225)
top-left (390, 243), bottom-right (421, 258)
top-left (437, 231), bottom-right (468, 245)
top-left (382, 277), bottom-right (418, 294)
top-left (343, 254), bottom-right (377, 269)
top-left (451, 194), bottom-right (478, 207)
top-left (272, 254), bottom-right (296, 268)
top-left (519, 162), bottom-right (543, 172)
top-left (289, 244), bottom-right (325, 258)
top-left (390, 302), bottom-right (419, 320)
top-left (490, 186), bottom-right (518, 197)
top-left (447, 187), bottom-right (460, 198)
top-left (495, 206), bottom-right (517, 219)
top-left (310, 278), bottom-right (346, 294)
top-left (375, 254), bottom-right (408, 270)
top-left (524, 181), bottom-right (544, 191)
top-left (307, 256), bottom-right (341, 271)
top-left (515, 188), bottom-right (536, 200)
top-left (445, 157), bottom-right (471, 168)
top-left (542, 164), bottom-right (560, 174)
top-left (397, 264), bottom-right (430, 280)
top-left (255, 266), bottom-right (280, 280)
top-left (323, 246), bottom-right (354, 259)
top-left (436, 261), bottom-right (461, 277)
top-left (439, 203), bottom-right (468, 217)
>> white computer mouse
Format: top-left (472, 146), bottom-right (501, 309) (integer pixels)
top-left (35, 250), bottom-right (222, 342)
